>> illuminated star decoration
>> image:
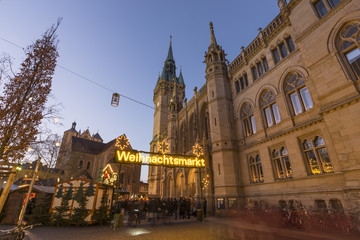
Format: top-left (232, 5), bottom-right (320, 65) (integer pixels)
top-left (192, 143), bottom-right (204, 157)
top-left (158, 140), bottom-right (170, 154)
top-left (115, 135), bottom-right (130, 150)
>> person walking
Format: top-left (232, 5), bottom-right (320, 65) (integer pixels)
top-left (186, 198), bottom-right (191, 219)
top-left (203, 198), bottom-right (207, 218)
top-left (173, 198), bottom-right (178, 220)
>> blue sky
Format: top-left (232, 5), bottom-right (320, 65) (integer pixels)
top-left (0, 0), bottom-right (280, 182)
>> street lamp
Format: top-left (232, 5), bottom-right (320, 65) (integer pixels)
top-left (111, 93), bottom-right (120, 107)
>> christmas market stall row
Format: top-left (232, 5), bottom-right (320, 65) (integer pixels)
top-left (49, 179), bottom-right (113, 224)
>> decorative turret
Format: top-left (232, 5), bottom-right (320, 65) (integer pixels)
top-left (204, 21), bottom-right (240, 199)
top-left (209, 22), bottom-right (218, 47)
top-left (278, 0), bottom-right (290, 18)
top-left (278, 0), bottom-right (287, 9)
top-left (178, 67), bottom-right (185, 85)
top-left (71, 121), bottom-right (77, 131)
top-left (205, 22), bottom-right (227, 68)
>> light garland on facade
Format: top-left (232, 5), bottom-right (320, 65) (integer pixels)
top-left (158, 140), bottom-right (170, 154)
top-left (115, 135), bottom-right (130, 150)
top-left (202, 174), bottom-right (210, 190)
top-left (192, 143), bottom-right (204, 157)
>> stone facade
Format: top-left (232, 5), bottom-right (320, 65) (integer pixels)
top-left (148, 0), bottom-right (360, 214)
top-left (56, 123), bottom-right (141, 196)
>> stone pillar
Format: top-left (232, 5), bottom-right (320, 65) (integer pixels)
top-left (180, 174), bottom-right (184, 197)
top-left (195, 170), bottom-right (200, 197)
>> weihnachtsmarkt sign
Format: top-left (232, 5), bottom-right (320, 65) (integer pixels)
top-left (115, 136), bottom-right (205, 168)
top-left (115, 149), bottom-right (205, 168)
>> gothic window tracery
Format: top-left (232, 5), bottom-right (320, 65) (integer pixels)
top-left (241, 103), bottom-right (256, 136)
top-left (260, 90), bottom-right (281, 127)
top-left (302, 136), bottom-right (334, 175)
top-left (271, 147), bottom-right (292, 179)
top-left (338, 21), bottom-right (360, 80)
top-left (284, 73), bottom-right (313, 116)
top-left (249, 155), bottom-right (263, 183)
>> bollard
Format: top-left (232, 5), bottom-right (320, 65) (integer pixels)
top-left (197, 209), bottom-right (203, 221)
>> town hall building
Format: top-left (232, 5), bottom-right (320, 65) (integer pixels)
top-left (148, 0), bottom-right (360, 214)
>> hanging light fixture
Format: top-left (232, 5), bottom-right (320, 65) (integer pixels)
top-left (111, 93), bottom-right (120, 107)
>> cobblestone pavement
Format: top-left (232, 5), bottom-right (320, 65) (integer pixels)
top-left (1, 217), bottom-right (359, 240)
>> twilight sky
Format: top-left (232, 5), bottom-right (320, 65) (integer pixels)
top-left (0, 0), bottom-right (280, 182)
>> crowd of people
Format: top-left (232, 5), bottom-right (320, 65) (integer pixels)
top-left (113, 196), bottom-right (207, 225)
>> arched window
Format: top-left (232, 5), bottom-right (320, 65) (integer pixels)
top-left (303, 136), bottom-right (334, 175)
top-left (241, 103), bottom-right (256, 136)
top-left (235, 80), bottom-right (240, 94)
top-left (272, 147), bottom-right (292, 179)
top-left (338, 22), bottom-right (360, 80)
top-left (240, 77), bottom-right (245, 90)
top-left (285, 73), bottom-right (313, 115)
top-left (260, 90), bottom-right (281, 127)
top-left (86, 162), bottom-right (90, 170)
top-left (249, 155), bottom-right (263, 183)
top-left (78, 160), bottom-right (83, 169)
top-left (244, 73), bottom-right (249, 87)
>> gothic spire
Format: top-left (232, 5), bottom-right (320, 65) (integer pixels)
top-left (166, 35), bottom-right (175, 62)
top-left (178, 67), bottom-right (185, 85)
top-left (209, 22), bottom-right (218, 47)
top-left (159, 36), bottom-right (177, 83)
top-left (205, 21), bottom-right (227, 65)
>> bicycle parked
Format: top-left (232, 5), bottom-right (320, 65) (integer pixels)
top-left (0, 223), bottom-right (40, 240)
top-left (127, 209), bottom-right (141, 227)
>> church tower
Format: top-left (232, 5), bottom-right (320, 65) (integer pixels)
top-left (204, 22), bottom-right (241, 207)
top-left (167, 70), bottom-right (184, 153)
top-left (149, 37), bottom-right (185, 197)
top-left (56, 121), bottom-right (78, 170)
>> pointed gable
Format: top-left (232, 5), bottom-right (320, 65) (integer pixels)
top-left (81, 129), bottom-right (92, 140)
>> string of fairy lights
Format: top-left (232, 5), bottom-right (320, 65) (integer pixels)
top-left (1, 35), bottom-right (215, 189)
top-left (0, 35), bottom-right (232, 145)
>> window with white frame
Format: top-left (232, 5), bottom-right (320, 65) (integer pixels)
top-left (302, 136), bottom-right (334, 175)
top-left (285, 73), bottom-right (313, 116)
top-left (271, 146), bottom-right (293, 180)
top-left (338, 22), bottom-right (360, 80)
top-left (260, 90), bottom-right (281, 127)
top-left (241, 103), bottom-right (256, 136)
top-left (249, 155), bottom-right (264, 183)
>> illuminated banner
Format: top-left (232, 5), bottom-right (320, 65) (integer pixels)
top-left (115, 150), bottom-right (206, 168)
